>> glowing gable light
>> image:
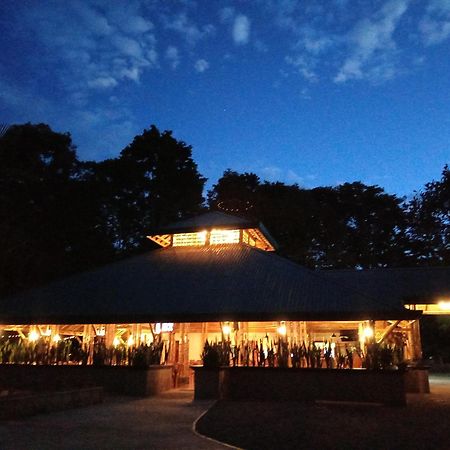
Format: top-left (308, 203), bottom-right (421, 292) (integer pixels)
top-left (28, 330), bottom-right (40, 342)
top-left (172, 231), bottom-right (207, 247)
top-left (52, 334), bottom-right (61, 343)
top-left (438, 301), bottom-right (450, 311)
top-left (210, 229), bottom-right (240, 245)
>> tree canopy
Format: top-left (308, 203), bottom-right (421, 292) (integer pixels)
top-left (0, 123), bottom-right (206, 296)
top-left (1, 122), bottom-right (449, 297)
top-left (208, 170), bottom-right (411, 269)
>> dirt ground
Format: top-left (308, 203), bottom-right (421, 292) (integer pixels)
top-left (196, 374), bottom-right (450, 450)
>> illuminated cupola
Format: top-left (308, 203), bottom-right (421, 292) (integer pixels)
top-left (147, 211), bottom-right (277, 251)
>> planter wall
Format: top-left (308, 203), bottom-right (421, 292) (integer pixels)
top-left (0, 365), bottom-right (173, 397)
top-left (193, 366), bottom-right (407, 406)
top-left (191, 366), bottom-right (226, 400)
top-left (405, 367), bottom-right (430, 393)
top-left (0, 387), bottom-right (103, 420)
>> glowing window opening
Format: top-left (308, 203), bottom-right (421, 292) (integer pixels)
top-left (210, 229), bottom-right (240, 245)
top-left (172, 231), bottom-right (207, 247)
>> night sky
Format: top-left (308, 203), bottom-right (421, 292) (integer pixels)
top-left (1, 0), bottom-right (450, 196)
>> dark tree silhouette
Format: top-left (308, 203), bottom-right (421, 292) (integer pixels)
top-left (88, 125), bottom-right (207, 254)
top-left (407, 165), bottom-right (450, 265)
top-left (0, 123), bottom-right (112, 296)
top-left (208, 171), bottom-right (409, 268)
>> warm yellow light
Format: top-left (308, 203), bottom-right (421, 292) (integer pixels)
top-left (42, 327), bottom-right (51, 336)
top-left (127, 335), bottom-right (134, 347)
top-left (438, 301), bottom-right (450, 311)
top-left (28, 330), bottom-right (40, 342)
top-left (210, 229), bottom-right (240, 245)
top-left (277, 322), bottom-right (287, 336)
top-left (363, 326), bottom-right (374, 339)
top-left (113, 337), bottom-right (121, 347)
top-left (172, 231), bottom-right (207, 247)
top-left (222, 323), bottom-right (232, 335)
top-left (52, 334), bottom-right (61, 343)
top-left (96, 326), bottom-right (106, 337)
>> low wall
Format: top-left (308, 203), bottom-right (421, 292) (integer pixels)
top-left (193, 367), bottom-right (407, 406)
top-left (405, 367), bottom-right (430, 393)
top-left (0, 387), bottom-right (103, 420)
top-left (0, 365), bottom-right (173, 396)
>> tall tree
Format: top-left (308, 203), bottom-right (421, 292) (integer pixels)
top-left (309, 182), bottom-right (409, 268)
top-left (407, 165), bottom-right (450, 265)
top-left (208, 171), bottom-right (409, 269)
top-left (91, 125), bottom-right (206, 253)
top-left (0, 123), bottom-right (112, 296)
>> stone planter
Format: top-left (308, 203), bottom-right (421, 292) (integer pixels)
top-left (191, 366), bottom-right (226, 400)
top-left (0, 387), bottom-right (103, 420)
top-left (192, 366), bottom-right (408, 406)
top-left (405, 366), bottom-right (430, 393)
top-left (0, 365), bottom-right (173, 397)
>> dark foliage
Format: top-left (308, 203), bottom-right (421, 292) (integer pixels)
top-left (0, 123), bottom-right (206, 296)
top-left (208, 170), bottom-right (410, 268)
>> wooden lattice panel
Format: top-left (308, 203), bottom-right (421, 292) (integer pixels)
top-left (147, 234), bottom-right (171, 247)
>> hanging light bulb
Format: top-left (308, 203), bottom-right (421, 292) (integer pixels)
top-left (277, 321), bottom-right (287, 336)
top-left (28, 330), bottom-right (40, 342)
top-left (222, 322), bottom-right (232, 335)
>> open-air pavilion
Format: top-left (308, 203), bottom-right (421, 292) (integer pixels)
top-left (2, 211), bottom-right (442, 381)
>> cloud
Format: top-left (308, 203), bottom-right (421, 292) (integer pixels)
top-left (88, 76), bottom-right (119, 89)
top-left (194, 59), bottom-right (210, 72)
top-left (112, 36), bottom-right (144, 59)
top-left (334, 0), bottom-right (409, 83)
top-left (233, 15), bottom-right (250, 45)
top-left (261, 166), bottom-right (282, 181)
top-left (16, 2), bottom-right (161, 92)
top-left (219, 7), bottom-right (235, 23)
top-left (285, 55), bottom-right (318, 81)
top-left (259, 165), bottom-right (311, 186)
top-left (420, 0), bottom-right (450, 45)
top-left (165, 46), bottom-right (180, 69)
top-left (163, 12), bottom-right (215, 46)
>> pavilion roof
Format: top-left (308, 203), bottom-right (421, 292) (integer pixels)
top-left (0, 245), bottom-right (418, 325)
top-left (321, 266), bottom-right (450, 304)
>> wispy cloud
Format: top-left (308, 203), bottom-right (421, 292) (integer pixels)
top-left (420, 0), bottom-right (450, 45)
top-left (259, 165), bottom-right (312, 186)
top-left (334, 0), bottom-right (409, 83)
top-left (233, 15), bottom-right (250, 45)
top-left (165, 46), bottom-right (180, 69)
top-left (194, 59), bottom-right (210, 72)
top-left (285, 55), bottom-right (318, 81)
top-left (163, 12), bottom-right (215, 46)
top-left (219, 7), bottom-right (235, 23)
top-left (20, 1), bottom-right (159, 93)
top-left (88, 76), bottom-right (119, 89)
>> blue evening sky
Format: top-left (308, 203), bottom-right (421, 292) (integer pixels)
top-left (1, 0), bottom-right (449, 197)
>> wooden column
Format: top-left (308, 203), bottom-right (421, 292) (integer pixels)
top-left (105, 324), bottom-right (116, 347)
top-left (411, 320), bottom-right (423, 361)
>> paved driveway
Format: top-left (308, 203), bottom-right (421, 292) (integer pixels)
top-left (0, 389), bottom-right (231, 450)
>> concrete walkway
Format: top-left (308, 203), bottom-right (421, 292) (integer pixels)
top-left (1, 376), bottom-right (449, 450)
top-left (0, 388), bottom-right (231, 450)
